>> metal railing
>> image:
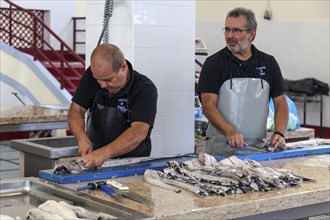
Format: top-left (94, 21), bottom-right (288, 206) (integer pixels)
top-left (0, 0), bottom-right (85, 93)
top-left (72, 17), bottom-right (86, 53)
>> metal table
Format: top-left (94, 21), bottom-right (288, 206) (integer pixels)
top-left (287, 92), bottom-right (324, 137)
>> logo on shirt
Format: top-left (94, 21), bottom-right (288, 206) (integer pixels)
top-left (256, 66), bottom-right (266, 76)
top-left (117, 98), bottom-right (129, 114)
top-left (117, 98), bottom-right (131, 122)
top-left (97, 103), bottom-right (104, 109)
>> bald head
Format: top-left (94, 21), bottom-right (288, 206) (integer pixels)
top-left (91, 44), bottom-right (125, 72)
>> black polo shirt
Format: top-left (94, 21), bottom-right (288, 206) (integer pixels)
top-left (198, 45), bottom-right (287, 99)
top-left (72, 60), bottom-right (157, 127)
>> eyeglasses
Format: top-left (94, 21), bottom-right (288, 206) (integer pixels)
top-left (222, 27), bottom-right (250, 36)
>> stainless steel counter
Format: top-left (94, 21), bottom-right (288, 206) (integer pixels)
top-left (11, 136), bottom-right (78, 177)
top-left (0, 177), bottom-right (153, 219)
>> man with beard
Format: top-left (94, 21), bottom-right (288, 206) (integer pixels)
top-left (198, 7), bottom-right (288, 155)
top-left (68, 44), bottom-right (157, 168)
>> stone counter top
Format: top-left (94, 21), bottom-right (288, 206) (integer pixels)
top-left (0, 105), bottom-right (68, 125)
top-left (63, 155), bottom-right (330, 219)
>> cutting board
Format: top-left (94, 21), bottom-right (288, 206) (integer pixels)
top-left (39, 145), bottom-right (330, 184)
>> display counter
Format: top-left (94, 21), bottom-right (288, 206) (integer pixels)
top-left (61, 154), bottom-right (329, 219)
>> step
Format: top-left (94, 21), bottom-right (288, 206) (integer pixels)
top-left (19, 48), bottom-right (85, 62)
top-left (47, 68), bottom-right (84, 79)
top-left (42, 61), bottom-right (85, 69)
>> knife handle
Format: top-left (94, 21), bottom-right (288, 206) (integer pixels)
top-left (99, 184), bottom-right (116, 195)
top-left (100, 185), bottom-right (124, 203)
top-left (107, 180), bottom-right (129, 191)
top-left (76, 185), bottom-right (92, 191)
top-left (76, 181), bottom-right (106, 191)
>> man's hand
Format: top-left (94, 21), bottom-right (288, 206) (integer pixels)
top-left (68, 102), bottom-right (93, 156)
top-left (77, 137), bottom-right (93, 157)
top-left (272, 95), bottom-right (288, 150)
top-left (83, 148), bottom-right (108, 168)
top-left (226, 130), bottom-right (247, 149)
top-left (271, 132), bottom-right (286, 149)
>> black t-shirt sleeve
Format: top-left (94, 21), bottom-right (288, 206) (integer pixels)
top-left (130, 80), bottom-right (157, 127)
top-left (71, 67), bottom-right (99, 109)
top-left (197, 57), bottom-right (222, 95)
top-left (269, 57), bottom-right (288, 98)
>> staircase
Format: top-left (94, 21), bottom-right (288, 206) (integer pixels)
top-left (0, 0), bottom-right (85, 95)
top-left (19, 48), bottom-right (85, 95)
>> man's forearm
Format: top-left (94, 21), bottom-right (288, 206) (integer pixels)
top-left (102, 122), bottom-right (149, 158)
top-left (201, 93), bottom-right (236, 137)
top-left (67, 103), bottom-right (88, 141)
top-left (68, 114), bottom-right (87, 139)
top-left (274, 96), bottom-right (289, 133)
top-left (203, 105), bottom-right (235, 136)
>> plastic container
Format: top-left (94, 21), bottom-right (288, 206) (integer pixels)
top-left (194, 94), bottom-right (203, 119)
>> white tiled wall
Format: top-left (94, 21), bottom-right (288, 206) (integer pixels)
top-left (86, 0), bottom-right (134, 65)
top-left (86, 1), bottom-right (196, 156)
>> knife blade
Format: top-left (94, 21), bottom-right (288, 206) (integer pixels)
top-left (107, 180), bottom-right (155, 206)
top-left (243, 145), bottom-right (267, 152)
top-left (226, 141), bottom-right (267, 152)
top-left (120, 190), bottom-right (155, 206)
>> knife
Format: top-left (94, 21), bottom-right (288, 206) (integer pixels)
top-left (243, 144), bottom-right (267, 152)
top-left (107, 180), bottom-right (155, 206)
top-left (99, 185), bottom-right (124, 203)
top-left (76, 181), bottom-right (124, 203)
top-left (226, 141), bottom-right (267, 152)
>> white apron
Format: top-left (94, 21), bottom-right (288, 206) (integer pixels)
top-left (205, 78), bottom-right (270, 155)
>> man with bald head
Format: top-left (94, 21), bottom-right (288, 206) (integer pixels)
top-left (68, 44), bottom-right (158, 168)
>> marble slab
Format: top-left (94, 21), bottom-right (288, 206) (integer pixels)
top-left (0, 105), bottom-right (68, 125)
top-left (62, 155), bottom-right (330, 219)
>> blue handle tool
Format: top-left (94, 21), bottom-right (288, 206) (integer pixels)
top-left (76, 181), bottom-right (106, 191)
top-left (99, 185), bottom-right (124, 202)
top-left (76, 181), bottom-right (124, 202)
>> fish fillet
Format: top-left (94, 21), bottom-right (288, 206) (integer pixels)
top-left (144, 153), bottom-right (315, 196)
top-left (144, 169), bottom-right (181, 193)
